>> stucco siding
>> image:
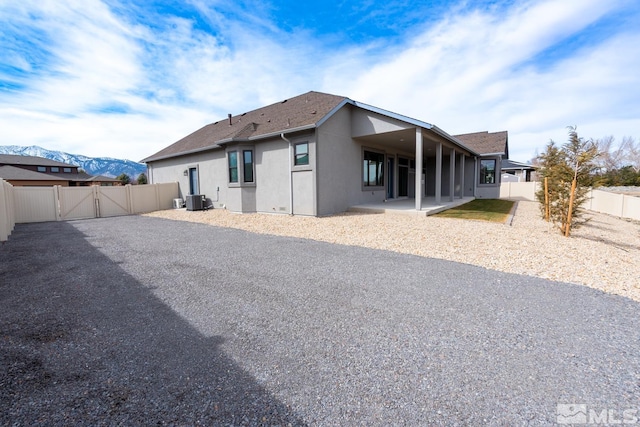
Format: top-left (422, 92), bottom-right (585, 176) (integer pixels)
top-left (316, 106), bottom-right (357, 215)
top-left (464, 158), bottom-right (475, 196)
top-left (351, 108), bottom-right (412, 137)
top-left (148, 150), bottom-right (227, 206)
top-left (292, 171), bottom-right (314, 215)
top-left (254, 138), bottom-right (291, 214)
top-left (148, 137), bottom-right (313, 214)
top-left (316, 106), bottom-right (393, 215)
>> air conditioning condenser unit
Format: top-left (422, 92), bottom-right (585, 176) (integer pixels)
top-left (186, 194), bottom-right (205, 211)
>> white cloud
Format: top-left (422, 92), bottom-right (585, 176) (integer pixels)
top-left (1, 0), bottom-right (638, 164)
top-left (325, 0), bottom-right (639, 162)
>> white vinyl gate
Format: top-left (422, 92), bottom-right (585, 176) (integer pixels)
top-left (12, 182), bottom-right (179, 224)
top-left (59, 186), bottom-right (97, 221)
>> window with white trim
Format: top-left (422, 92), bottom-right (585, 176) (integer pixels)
top-left (294, 142), bottom-right (309, 166)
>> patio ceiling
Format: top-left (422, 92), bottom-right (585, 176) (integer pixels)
top-left (353, 128), bottom-right (471, 159)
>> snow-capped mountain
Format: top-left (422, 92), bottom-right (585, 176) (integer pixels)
top-left (0, 145), bottom-right (147, 179)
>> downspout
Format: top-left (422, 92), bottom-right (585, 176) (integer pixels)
top-left (281, 133), bottom-right (293, 215)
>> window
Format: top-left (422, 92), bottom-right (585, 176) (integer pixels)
top-left (294, 142), bottom-right (309, 166)
top-left (63, 167), bottom-right (72, 173)
top-left (228, 148), bottom-right (254, 185)
top-left (480, 159), bottom-right (496, 184)
top-left (243, 150), bottom-right (254, 182)
top-left (37, 166), bottom-right (46, 172)
top-left (363, 150), bottom-right (384, 187)
top-left (51, 167), bottom-right (59, 173)
top-left (228, 151), bottom-right (238, 183)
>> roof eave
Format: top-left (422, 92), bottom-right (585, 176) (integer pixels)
top-left (142, 143), bottom-right (222, 163)
top-left (429, 125), bottom-right (480, 156)
top-left (251, 123), bottom-right (317, 140)
top-left (144, 123), bottom-right (321, 162)
top-left (350, 101), bottom-right (481, 156)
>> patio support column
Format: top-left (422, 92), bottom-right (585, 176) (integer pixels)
top-left (415, 127), bottom-right (423, 211)
top-left (459, 154), bottom-right (465, 199)
top-left (435, 141), bottom-right (442, 204)
top-left (449, 148), bottom-right (455, 202)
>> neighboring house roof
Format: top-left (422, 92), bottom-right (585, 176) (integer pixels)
top-left (143, 91), bottom-right (348, 162)
top-left (453, 131), bottom-right (509, 157)
top-left (501, 159), bottom-right (537, 170)
top-left (0, 165), bottom-right (72, 181)
top-left (142, 91), bottom-right (483, 163)
top-left (1, 154), bottom-right (122, 184)
top-left (0, 154), bottom-right (75, 168)
top-left (82, 174), bottom-right (119, 182)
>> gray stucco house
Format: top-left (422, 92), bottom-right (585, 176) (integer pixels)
top-left (142, 91), bottom-right (508, 216)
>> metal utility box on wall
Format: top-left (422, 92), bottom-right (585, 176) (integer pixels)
top-left (186, 194), bottom-right (204, 211)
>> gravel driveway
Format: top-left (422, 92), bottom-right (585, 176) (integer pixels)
top-left (1, 216), bottom-right (639, 425)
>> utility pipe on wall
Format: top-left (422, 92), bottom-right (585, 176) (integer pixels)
top-left (281, 133), bottom-right (293, 215)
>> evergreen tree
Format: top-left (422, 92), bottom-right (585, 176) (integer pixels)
top-left (116, 173), bottom-right (131, 185)
top-left (535, 126), bottom-right (599, 235)
top-left (137, 173), bottom-right (148, 185)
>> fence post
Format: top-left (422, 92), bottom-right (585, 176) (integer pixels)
top-left (126, 184), bottom-right (133, 214)
top-left (54, 186), bottom-right (61, 221)
top-left (0, 180), bottom-right (8, 242)
top-left (93, 186), bottom-right (100, 218)
top-left (155, 183), bottom-right (160, 212)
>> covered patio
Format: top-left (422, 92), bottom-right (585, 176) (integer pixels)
top-left (351, 101), bottom-right (480, 213)
top-left (349, 196), bottom-right (475, 216)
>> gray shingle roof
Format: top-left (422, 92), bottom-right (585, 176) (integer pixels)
top-left (142, 91), bottom-right (347, 162)
top-left (0, 166), bottom-right (112, 183)
top-left (0, 165), bottom-right (72, 181)
top-left (0, 154), bottom-right (76, 168)
top-left (82, 174), bottom-right (119, 182)
top-left (453, 131), bottom-right (508, 156)
top-left (501, 159), bottom-right (536, 170)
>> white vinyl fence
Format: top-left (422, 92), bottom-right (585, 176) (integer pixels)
top-left (500, 182), bottom-right (640, 221)
top-left (0, 181), bottom-right (179, 241)
top-left (1, 179), bottom-right (15, 242)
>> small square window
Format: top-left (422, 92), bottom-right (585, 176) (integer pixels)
top-left (63, 167), bottom-right (72, 173)
top-left (37, 166), bottom-right (46, 172)
top-left (294, 142), bottom-right (309, 166)
top-left (51, 167), bottom-right (59, 173)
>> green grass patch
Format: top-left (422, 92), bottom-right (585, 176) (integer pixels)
top-left (434, 199), bottom-right (515, 223)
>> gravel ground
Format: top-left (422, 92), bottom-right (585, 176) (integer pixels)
top-left (146, 201), bottom-right (640, 302)
top-left (1, 216), bottom-right (639, 425)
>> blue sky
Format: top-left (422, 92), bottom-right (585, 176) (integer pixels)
top-left (1, 0), bottom-right (639, 163)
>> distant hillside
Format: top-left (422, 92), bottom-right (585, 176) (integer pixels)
top-left (0, 145), bottom-right (147, 179)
